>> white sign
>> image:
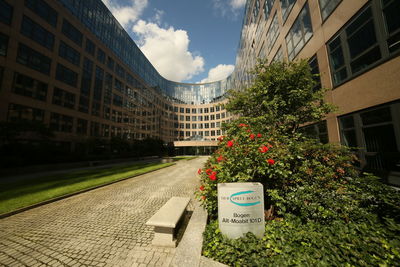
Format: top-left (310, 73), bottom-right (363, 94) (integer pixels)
top-left (218, 183), bottom-right (265, 239)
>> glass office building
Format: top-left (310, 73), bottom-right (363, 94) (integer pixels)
top-left (0, 0), bottom-right (399, 184)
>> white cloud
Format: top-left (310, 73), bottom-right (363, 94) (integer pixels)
top-left (133, 20), bottom-right (205, 82)
top-left (212, 0), bottom-right (246, 17)
top-left (230, 0), bottom-right (246, 9)
top-left (200, 64), bottom-right (234, 83)
top-left (102, 0), bottom-right (148, 27)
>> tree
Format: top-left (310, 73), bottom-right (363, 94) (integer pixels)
top-left (226, 59), bottom-right (335, 134)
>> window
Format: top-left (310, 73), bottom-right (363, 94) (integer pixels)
top-left (101, 124), bottom-right (109, 137)
top-left (280, 0), bottom-right (296, 22)
top-left (186, 116), bottom-right (190, 121)
top-left (7, 103), bottom-right (44, 122)
top-left (253, 0), bottom-right (261, 20)
top-left (90, 122), bottom-right (100, 137)
top-left (266, 13), bottom-right (280, 55)
top-left (192, 116), bottom-right (197, 122)
top-left (339, 103), bottom-right (400, 175)
top-left (272, 46), bottom-right (283, 62)
top-left (116, 64), bottom-right (125, 79)
top-left (115, 78), bottom-right (123, 92)
top-left (264, 0), bottom-right (275, 20)
top-left (210, 107), bottom-right (215, 112)
top-left (93, 66), bottom-right (104, 101)
top-left (59, 41), bottom-right (80, 66)
top-left (56, 64), bottom-right (78, 87)
top-left (186, 123), bottom-right (190, 129)
top-left (216, 114), bottom-right (220, 120)
top-left (62, 19), bottom-right (82, 46)
top-left (21, 16), bottom-right (55, 50)
top-left (85, 39), bottom-right (95, 56)
top-left (180, 115), bottom-right (184, 121)
top-left (107, 56), bottom-right (114, 71)
top-left (52, 87), bottom-right (75, 109)
top-left (286, 3), bottom-right (313, 61)
top-left (77, 118), bottom-right (88, 135)
top-left (299, 121), bottom-right (328, 143)
top-left (382, 0), bottom-right (400, 54)
top-left (216, 106), bottom-right (220, 112)
top-left (309, 55), bottom-right (321, 91)
top-left (78, 95), bottom-right (89, 113)
top-left (319, 0), bottom-right (341, 21)
top-left (0, 0), bottom-right (13, 25)
top-left (17, 43), bottom-right (51, 75)
top-left (50, 113), bottom-right (73, 133)
top-left (204, 108), bottom-right (209, 113)
top-left (192, 108), bottom-right (197, 114)
top-left (97, 48), bottom-right (106, 64)
top-left (180, 107), bottom-right (184, 113)
top-left (113, 94), bottom-right (123, 107)
top-left (80, 58), bottom-right (93, 95)
top-left (25, 0), bottom-right (57, 27)
top-left (0, 32), bottom-right (8, 57)
top-left (12, 72), bottom-right (47, 101)
top-left (327, 1), bottom-right (397, 86)
top-left (186, 108), bottom-right (190, 113)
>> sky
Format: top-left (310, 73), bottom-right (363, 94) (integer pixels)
top-left (101, 0), bottom-right (246, 83)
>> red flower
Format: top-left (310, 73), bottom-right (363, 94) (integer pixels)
top-left (267, 159), bottom-right (275, 165)
top-left (201, 195), bottom-right (206, 200)
top-left (250, 134), bottom-right (255, 140)
top-left (197, 168), bottom-right (202, 175)
top-left (227, 140), bottom-right (234, 148)
top-left (336, 167), bottom-right (345, 175)
top-left (209, 171), bottom-right (217, 181)
top-left (259, 145), bottom-right (269, 153)
top-left (199, 185), bottom-right (205, 191)
top-left (217, 155), bottom-right (225, 162)
top-left (206, 168), bottom-right (212, 175)
top-left (238, 123), bottom-right (248, 127)
top-left (246, 129), bottom-right (251, 133)
top-left (257, 133), bottom-right (262, 138)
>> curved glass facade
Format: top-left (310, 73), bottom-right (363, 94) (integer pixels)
top-left (57, 0), bottom-right (234, 105)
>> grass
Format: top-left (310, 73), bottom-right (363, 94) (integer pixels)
top-left (0, 162), bottom-right (174, 215)
top-left (173, 156), bottom-right (198, 161)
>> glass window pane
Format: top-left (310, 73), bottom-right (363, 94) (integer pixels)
top-left (361, 107), bottom-right (392, 125)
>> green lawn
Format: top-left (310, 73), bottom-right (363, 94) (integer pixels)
top-left (0, 162), bottom-right (174, 215)
top-left (173, 156), bottom-right (198, 161)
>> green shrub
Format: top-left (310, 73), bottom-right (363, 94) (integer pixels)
top-left (203, 217), bottom-right (400, 266)
top-left (197, 60), bottom-right (400, 265)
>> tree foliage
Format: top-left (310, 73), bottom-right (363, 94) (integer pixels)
top-left (226, 60), bottom-right (335, 134)
top-left (198, 60), bottom-right (400, 266)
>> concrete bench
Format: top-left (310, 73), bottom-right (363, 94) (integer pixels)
top-left (146, 197), bottom-right (190, 247)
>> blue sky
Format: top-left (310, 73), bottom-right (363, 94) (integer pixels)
top-left (102, 0), bottom-right (246, 83)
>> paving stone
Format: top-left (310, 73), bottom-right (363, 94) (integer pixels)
top-left (0, 158), bottom-right (206, 267)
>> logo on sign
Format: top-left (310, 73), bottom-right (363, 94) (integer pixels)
top-left (229, 190), bottom-right (261, 207)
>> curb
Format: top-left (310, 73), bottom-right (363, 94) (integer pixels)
top-left (0, 162), bottom-right (176, 219)
top-left (171, 200), bottom-right (228, 267)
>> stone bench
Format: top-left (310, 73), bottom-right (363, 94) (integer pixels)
top-left (146, 197), bottom-right (190, 247)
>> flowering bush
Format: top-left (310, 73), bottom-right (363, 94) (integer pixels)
top-left (198, 60), bottom-right (400, 265)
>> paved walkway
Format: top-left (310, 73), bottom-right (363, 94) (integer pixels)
top-left (0, 157), bottom-right (207, 267)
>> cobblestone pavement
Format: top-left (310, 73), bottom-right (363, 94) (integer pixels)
top-left (0, 157), bottom-right (207, 267)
